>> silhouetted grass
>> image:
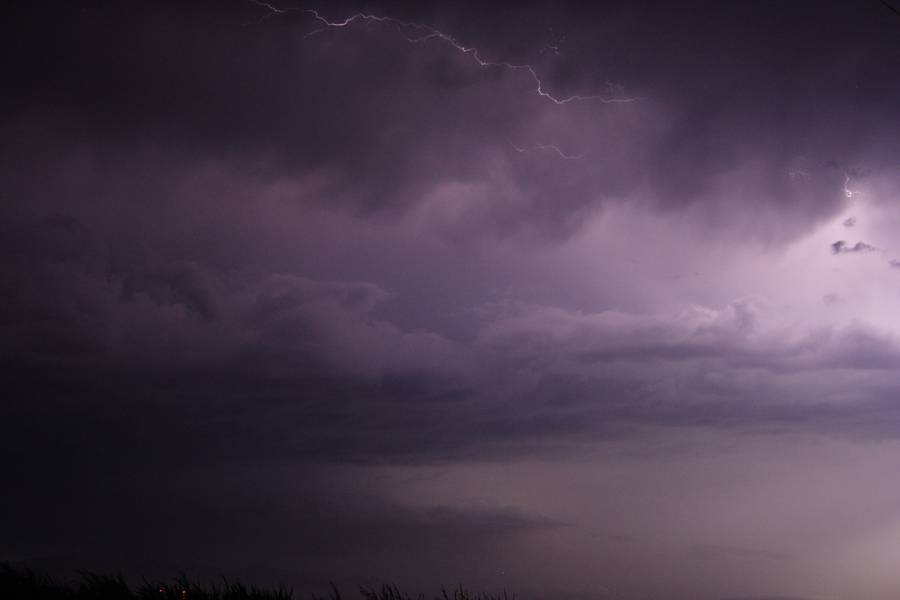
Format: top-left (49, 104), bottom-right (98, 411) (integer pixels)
top-left (1, 563), bottom-right (292, 599)
top-left (1, 564), bottom-right (513, 600)
top-left (354, 584), bottom-right (511, 600)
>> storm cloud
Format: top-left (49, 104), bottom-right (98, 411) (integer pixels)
top-left (3, 2), bottom-right (900, 600)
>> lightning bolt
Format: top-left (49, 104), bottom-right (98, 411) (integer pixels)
top-left (508, 141), bottom-right (584, 160)
top-left (249, 2), bottom-right (644, 106)
top-left (246, 0), bottom-right (296, 24)
top-left (535, 143), bottom-right (585, 160)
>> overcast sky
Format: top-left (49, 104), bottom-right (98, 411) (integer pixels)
top-left (2, 2), bottom-right (900, 599)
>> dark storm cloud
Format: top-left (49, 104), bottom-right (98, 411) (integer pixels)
top-left (7, 213), bottom-right (900, 477)
top-left (830, 240), bottom-right (876, 254)
top-left (4, 1), bottom-right (898, 242)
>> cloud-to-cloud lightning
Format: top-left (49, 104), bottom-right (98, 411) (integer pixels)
top-left (248, 1), bottom-right (644, 106)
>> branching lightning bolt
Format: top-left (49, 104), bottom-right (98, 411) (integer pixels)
top-left (248, 2), bottom-right (644, 106)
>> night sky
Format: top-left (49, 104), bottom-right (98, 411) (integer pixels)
top-left (2, 2), bottom-right (900, 599)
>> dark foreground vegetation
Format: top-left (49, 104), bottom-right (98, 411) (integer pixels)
top-left (0, 564), bottom-right (512, 600)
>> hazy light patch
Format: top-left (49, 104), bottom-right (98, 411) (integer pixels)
top-left (360, 433), bottom-right (900, 600)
